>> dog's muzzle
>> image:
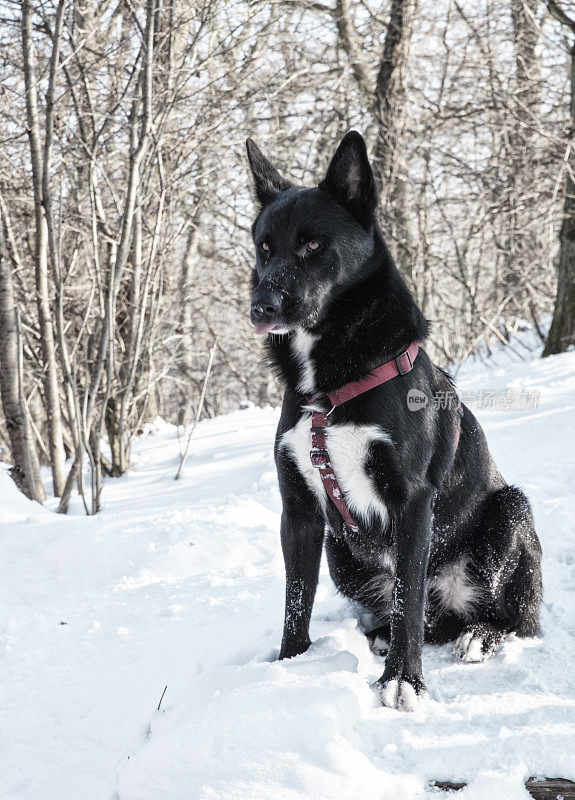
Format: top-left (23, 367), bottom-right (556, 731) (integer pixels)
top-left (251, 287), bottom-right (282, 334)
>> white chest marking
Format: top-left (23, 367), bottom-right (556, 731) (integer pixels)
top-left (428, 556), bottom-right (481, 618)
top-left (291, 330), bottom-right (318, 394)
top-left (280, 415), bottom-right (391, 527)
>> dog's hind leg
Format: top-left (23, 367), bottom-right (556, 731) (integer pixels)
top-left (325, 534), bottom-right (394, 653)
top-left (456, 485), bottom-right (542, 662)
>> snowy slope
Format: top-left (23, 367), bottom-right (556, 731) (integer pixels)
top-left (1, 344), bottom-right (575, 800)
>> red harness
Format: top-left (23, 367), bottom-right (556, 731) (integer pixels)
top-left (308, 343), bottom-right (419, 533)
top-left (308, 342), bottom-right (464, 531)
top-left (307, 345), bottom-right (463, 539)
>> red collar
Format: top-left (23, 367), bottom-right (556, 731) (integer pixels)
top-left (309, 341), bottom-right (419, 409)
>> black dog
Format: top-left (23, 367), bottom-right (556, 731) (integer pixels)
top-left (246, 131), bottom-right (542, 710)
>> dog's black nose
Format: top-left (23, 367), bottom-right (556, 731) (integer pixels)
top-left (251, 288), bottom-right (282, 321)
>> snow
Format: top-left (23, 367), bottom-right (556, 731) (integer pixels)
top-left (1, 341), bottom-right (575, 799)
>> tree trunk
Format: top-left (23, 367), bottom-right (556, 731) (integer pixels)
top-left (543, 156), bottom-right (575, 354)
top-left (333, 0), bottom-right (417, 277)
top-left (177, 213), bottom-right (201, 425)
top-left (506, 0), bottom-right (542, 302)
top-left (372, 0), bottom-right (417, 278)
top-left (544, 3), bottom-right (575, 355)
top-left (0, 220), bottom-right (45, 502)
top-left (373, 0), bottom-right (417, 280)
top-left (105, 397), bottom-right (130, 477)
top-left (372, 0), bottom-right (415, 207)
top-left (21, 0), bottom-right (66, 495)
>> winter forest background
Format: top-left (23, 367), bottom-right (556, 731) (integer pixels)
top-left (1, 0), bottom-right (575, 513)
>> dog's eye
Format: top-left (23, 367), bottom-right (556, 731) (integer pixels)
top-left (258, 241), bottom-right (270, 254)
top-left (306, 241), bottom-right (322, 253)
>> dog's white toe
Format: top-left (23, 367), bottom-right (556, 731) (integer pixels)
top-left (369, 635), bottom-right (389, 656)
top-left (397, 680), bottom-right (419, 711)
top-left (379, 678), bottom-right (399, 708)
top-left (455, 631), bottom-right (487, 662)
top-left (373, 678), bottom-right (424, 711)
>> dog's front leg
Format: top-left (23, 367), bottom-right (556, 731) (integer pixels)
top-left (279, 499), bottom-right (324, 660)
top-left (374, 485), bottom-right (433, 710)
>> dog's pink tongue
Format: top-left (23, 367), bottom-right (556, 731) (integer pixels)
top-left (253, 322), bottom-right (276, 335)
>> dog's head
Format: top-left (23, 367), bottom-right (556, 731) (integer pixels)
top-left (246, 131), bottom-right (378, 334)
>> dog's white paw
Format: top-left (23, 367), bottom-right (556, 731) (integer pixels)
top-left (369, 634), bottom-right (389, 657)
top-left (455, 631), bottom-right (486, 662)
top-left (455, 624), bottom-right (502, 663)
top-left (373, 678), bottom-right (426, 711)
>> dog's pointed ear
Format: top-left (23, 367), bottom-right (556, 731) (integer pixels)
top-left (319, 131), bottom-right (377, 226)
top-left (246, 139), bottom-right (292, 206)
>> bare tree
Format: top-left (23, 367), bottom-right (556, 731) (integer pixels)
top-left (372, 0), bottom-right (417, 248)
top-left (544, 0), bottom-right (575, 355)
top-left (0, 197), bottom-right (45, 501)
top-left (20, 0), bottom-right (66, 496)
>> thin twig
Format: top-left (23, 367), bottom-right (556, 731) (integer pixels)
top-left (157, 684), bottom-right (168, 711)
top-left (175, 339), bottom-right (217, 480)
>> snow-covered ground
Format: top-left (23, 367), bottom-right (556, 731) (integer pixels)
top-left (1, 340), bottom-right (575, 800)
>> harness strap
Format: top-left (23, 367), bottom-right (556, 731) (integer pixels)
top-left (310, 410), bottom-right (360, 533)
top-left (308, 343), bottom-right (420, 531)
top-left (326, 341), bottom-right (419, 407)
top-left (307, 343), bottom-right (464, 531)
